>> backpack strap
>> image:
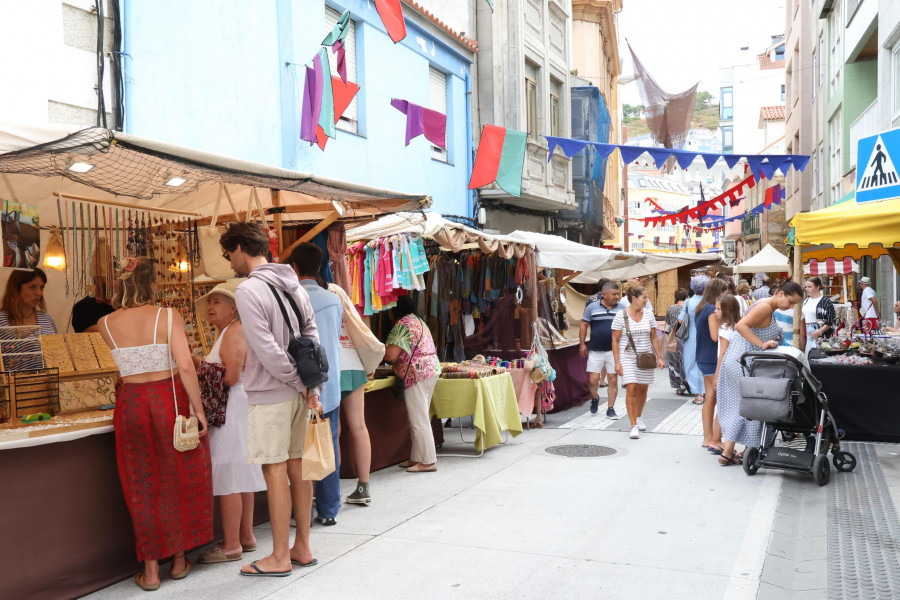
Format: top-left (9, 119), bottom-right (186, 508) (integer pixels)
top-left (266, 283), bottom-right (298, 337)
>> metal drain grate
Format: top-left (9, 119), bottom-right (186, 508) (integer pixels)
top-left (828, 442), bottom-right (900, 599)
top-left (545, 444), bottom-right (617, 458)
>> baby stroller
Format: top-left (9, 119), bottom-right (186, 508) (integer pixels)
top-left (738, 351), bottom-right (856, 486)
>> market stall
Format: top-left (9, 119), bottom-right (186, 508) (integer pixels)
top-left (0, 125), bottom-right (428, 600)
top-left (791, 195), bottom-right (900, 443)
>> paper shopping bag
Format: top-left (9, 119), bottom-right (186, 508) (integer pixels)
top-left (301, 413), bottom-right (336, 481)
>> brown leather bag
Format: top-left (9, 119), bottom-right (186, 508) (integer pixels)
top-left (624, 310), bottom-right (658, 370)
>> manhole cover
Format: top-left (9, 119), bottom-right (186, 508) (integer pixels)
top-left (544, 444), bottom-right (617, 458)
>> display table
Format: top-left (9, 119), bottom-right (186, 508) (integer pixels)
top-left (507, 367), bottom-right (539, 416)
top-left (809, 361), bottom-right (900, 443)
top-left (430, 372), bottom-right (523, 451)
top-left (339, 377), bottom-right (444, 478)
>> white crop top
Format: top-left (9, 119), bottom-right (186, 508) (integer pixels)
top-left (104, 308), bottom-right (176, 377)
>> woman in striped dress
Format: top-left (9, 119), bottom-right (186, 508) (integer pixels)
top-left (611, 286), bottom-right (665, 440)
top-left (716, 281), bottom-right (804, 465)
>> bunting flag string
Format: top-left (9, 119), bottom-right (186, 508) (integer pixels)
top-left (390, 99), bottom-right (447, 149)
top-left (637, 174), bottom-right (756, 227)
top-left (322, 10), bottom-right (351, 82)
top-left (542, 135), bottom-right (810, 177)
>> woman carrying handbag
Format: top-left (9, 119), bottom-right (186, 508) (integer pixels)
top-left (99, 257), bottom-right (213, 592)
top-left (611, 285), bottom-right (665, 440)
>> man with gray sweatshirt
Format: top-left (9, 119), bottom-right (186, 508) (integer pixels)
top-left (220, 223), bottom-right (323, 577)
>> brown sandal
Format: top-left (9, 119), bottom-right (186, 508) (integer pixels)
top-left (398, 460), bottom-right (418, 468)
top-left (171, 558), bottom-right (192, 581)
top-left (406, 464), bottom-right (437, 472)
top-left (134, 573), bottom-right (160, 592)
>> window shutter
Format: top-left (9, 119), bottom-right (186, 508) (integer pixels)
top-left (324, 7), bottom-right (357, 123)
top-left (429, 67), bottom-right (447, 114)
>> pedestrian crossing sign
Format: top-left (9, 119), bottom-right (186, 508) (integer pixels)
top-left (856, 128), bottom-right (900, 203)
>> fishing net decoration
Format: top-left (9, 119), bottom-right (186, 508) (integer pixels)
top-left (0, 128), bottom-right (427, 222)
top-left (627, 40), bottom-right (698, 150)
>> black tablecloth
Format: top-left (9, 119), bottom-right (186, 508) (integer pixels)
top-left (810, 361), bottom-right (900, 443)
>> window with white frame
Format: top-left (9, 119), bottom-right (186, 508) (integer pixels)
top-left (720, 86), bottom-right (733, 120)
top-left (324, 7), bottom-right (358, 133)
top-left (525, 60), bottom-right (540, 136)
top-left (829, 109), bottom-right (842, 204)
top-left (829, 3), bottom-right (842, 96)
top-left (818, 30), bottom-right (826, 89)
top-left (549, 77), bottom-right (562, 137)
top-left (428, 66), bottom-right (448, 162)
top-left (892, 43), bottom-right (900, 118)
top-left (818, 141), bottom-right (826, 198)
top-left (811, 148), bottom-right (819, 197)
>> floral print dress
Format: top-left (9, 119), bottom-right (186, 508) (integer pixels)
top-left (387, 314), bottom-right (440, 389)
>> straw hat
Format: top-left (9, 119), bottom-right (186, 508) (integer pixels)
top-left (195, 278), bottom-right (246, 316)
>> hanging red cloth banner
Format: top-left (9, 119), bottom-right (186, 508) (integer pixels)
top-left (641, 173), bottom-right (755, 227)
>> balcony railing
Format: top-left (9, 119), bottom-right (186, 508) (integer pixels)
top-left (849, 99), bottom-right (878, 167)
top-left (742, 214), bottom-right (760, 237)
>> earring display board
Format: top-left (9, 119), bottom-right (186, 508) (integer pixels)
top-left (0, 368), bottom-right (60, 420)
top-left (34, 333), bottom-right (119, 415)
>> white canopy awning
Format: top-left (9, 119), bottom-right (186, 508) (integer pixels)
top-left (732, 243), bottom-right (790, 273)
top-left (577, 252), bottom-right (723, 282)
top-left (507, 230), bottom-right (645, 274)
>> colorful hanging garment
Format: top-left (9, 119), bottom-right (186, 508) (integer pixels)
top-left (389, 99), bottom-right (447, 150)
top-left (300, 50), bottom-right (336, 144)
top-left (469, 124), bottom-right (528, 197)
top-left (322, 10), bottom-right (351, 82)
top-left (316, 76), bottom-right (361, 150)
top-left (374, 0), bottom-right (406, 43)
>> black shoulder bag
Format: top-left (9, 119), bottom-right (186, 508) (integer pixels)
top-left (266, 283), bottom-right (329, 389)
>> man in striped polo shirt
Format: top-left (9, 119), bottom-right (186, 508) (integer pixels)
top-left (580, 281), bottom-right (626, 419)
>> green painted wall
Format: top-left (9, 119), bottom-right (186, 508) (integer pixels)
top-left (844, 59), bottom-right (878, 172)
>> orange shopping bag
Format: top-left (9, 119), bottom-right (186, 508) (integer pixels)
top-left (301, 412), bottom-right (336, 481)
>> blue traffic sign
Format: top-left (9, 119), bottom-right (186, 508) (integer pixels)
top-left (856, 127), bottom-right (900, 203)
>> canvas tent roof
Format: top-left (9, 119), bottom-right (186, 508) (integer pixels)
top-left (732, 243), bottom-right (790, 273)
top-left (0, 125), bottom-right (429, 227)
top-left (506, 230), bottom-right (645, 274)
top-left (574, 252), bottom-right (723, 283)
top-left (346, 212), bottom-right (533, 251)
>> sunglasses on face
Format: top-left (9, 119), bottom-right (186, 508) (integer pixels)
top-left (222, 252), bottom-right (231, 261)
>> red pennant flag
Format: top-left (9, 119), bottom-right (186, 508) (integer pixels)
top-left (468, 125), bottom-right (505, 189)
top-left (315, 77), bottom-right (361, 150)
top-left (375, 0), bottom-right (406, 43)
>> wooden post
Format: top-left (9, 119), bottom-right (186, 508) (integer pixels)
top-left (272, 189), bottom-right (284, 256)
top-left (278, 201), bottom-right (345, 263)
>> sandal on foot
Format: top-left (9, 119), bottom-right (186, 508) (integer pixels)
top-left (692, 397), bottom-right (704, 405)
top-left (718, 454), bottom-right (742, 466)
top-left (290, 558), bottom-right (318, 567)
top-left (134, 573), bottom-right (160, 592)
top-left (398, 460), bottom-right (418, 468)
top-left (242, 543), bottom-right (257, 553)
top-left (240, 561), bottom-right (292, 577)
top-left (707, 446), bottom-right (725, 455)
top-left (171, 559), bottom-right (192, 581)
top-left (199, 545), bottom-right (242, 564)
top-left (407, 464), bottom-right (437, 472)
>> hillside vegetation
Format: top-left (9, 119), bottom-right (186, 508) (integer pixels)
top-left (624, 105), bottom-right (720, 140)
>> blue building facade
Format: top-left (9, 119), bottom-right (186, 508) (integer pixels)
top-left (121, 0), bottom-right (474, 217)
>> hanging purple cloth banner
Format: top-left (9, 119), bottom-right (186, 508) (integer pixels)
top-left (390, 98), bottom-right (447, 150)
top-left (300, 62), bottom-right (323, 144)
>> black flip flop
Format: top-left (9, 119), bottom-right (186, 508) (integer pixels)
top-left (291, 558), bottom-right (318, 568)
top-left (240, 561), bottom-right (292, 577)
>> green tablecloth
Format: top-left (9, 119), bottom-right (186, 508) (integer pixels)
top-left (430, 372), bottom-right (523, 451)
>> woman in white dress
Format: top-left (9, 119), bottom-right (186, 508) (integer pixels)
top-left (611, 286), bottom-right (665, 440)
top-left (195, 280), bottom-right (266, 564)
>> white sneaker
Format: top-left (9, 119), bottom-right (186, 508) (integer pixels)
top-left (630, 426), bottom-right (640, 439)
top-left (636, 417), bottom-right (647, 432)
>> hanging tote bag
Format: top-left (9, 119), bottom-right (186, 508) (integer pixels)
top-left (200, 183), bottom-right (238, 279)
top-left (301, 412), bottom-right (336, 481)
top-left (674, 318), bottom-right (689, 342)
top-left (624, 311), bottom-right (657, 370)
top-left (167, 309), bottom-right (200, 452)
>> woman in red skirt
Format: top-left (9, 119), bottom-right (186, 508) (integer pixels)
top-left (99, 257), bottom-right (213, 591)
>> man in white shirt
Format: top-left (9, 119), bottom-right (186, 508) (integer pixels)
top-left (859, 276), bottom-right (880, 331)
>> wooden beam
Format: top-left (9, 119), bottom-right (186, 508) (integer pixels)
top-left (278, 201), bottom-right (345, 263)
top-left (272, 190), bottom-right (284, 256)
top-left (561, 271), bottom-right (583, 284)
top-left (52, 192), bottom-right (201, 217)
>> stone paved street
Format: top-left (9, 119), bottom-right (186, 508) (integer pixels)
top-left (85, 371), bottom-right (900, 599)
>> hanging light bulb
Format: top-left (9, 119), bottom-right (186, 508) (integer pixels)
top-left (43, 227), bottom-right (66, 270)
top-left (168, 241), bottom-right (191, 273)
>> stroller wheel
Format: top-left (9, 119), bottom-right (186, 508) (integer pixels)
top-left (813, 454), bottom-right (831, 486)
top-left (743, 447), bottom-right (760, 476)
top-left (832, 451), bottom-right (857, 473)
